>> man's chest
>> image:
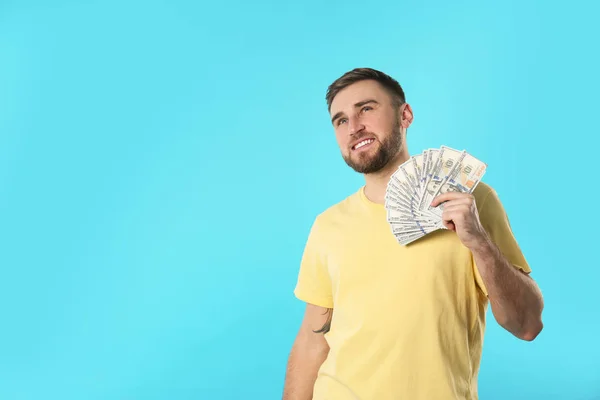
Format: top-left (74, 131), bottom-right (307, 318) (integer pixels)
top-left (322, 218), bottom-right (476, 314)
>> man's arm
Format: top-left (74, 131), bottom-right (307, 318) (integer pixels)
top-left (431, 191), bottom-right (544, 341)
top-left (470, 239), bottom-right (544, 341)
top-left (282, 304), bottom-right (332, 400)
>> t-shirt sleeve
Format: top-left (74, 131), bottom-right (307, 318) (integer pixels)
top-left (473, 186), bottom-right (531, 296)
top-left (293, 216), bottom-right (334, 309)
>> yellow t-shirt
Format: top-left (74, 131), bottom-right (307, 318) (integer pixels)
top-left (293, 181), bottom-right (530, 400)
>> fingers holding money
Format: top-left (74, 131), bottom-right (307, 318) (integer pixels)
top-left (440, 206), bottom-right (469, 231)
top-left (434, 194), bottom-right (489, 249)
top-left (430, 192), bottom-right (475, 208)
top-left (438, 202), bottom-right (470, 231)
top-left (430, 192), bottom-right (474, 225)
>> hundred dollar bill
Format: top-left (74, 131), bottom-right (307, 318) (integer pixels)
top-left (395, 229), bottom-right (436, 245)
top-left (386, 204), bottom-right (438, 225)
top-left (388, 175), bottom-right (418, 208)
top-left (388, 217), bottom-right (438, 234)
top-left (428, 152), bottom-right (487, 217)
top-left (385, 201), bottom-right (424, 220)
top-left (411, 154), bottom-right (424, 197)
top-left (418, 146), bottom-right (465, 211)
top-left (385, 199), bottom-right (415, 219)
top-left (401, 157), bottom-right (424, 204)
top-left (397, 159), bottom-right (419, 193)
top-left (392, 226), bottom-right (427, 236)
top-left (391, 224), bottom-right (438, 238)
top-left (440, 152), bottom-right (487, 195)
top-left (386, 181), bottom-right (411, 204)
top-left (390, 162), bottom-right (421, 212)
top-left (385, 176), bottom-right (413, 208)
top-left (416, 149), bottom-right (431, 204)
top-left (392, 216), bottom-right (440, 235)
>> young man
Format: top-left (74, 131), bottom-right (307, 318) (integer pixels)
top-left (282, 68), bottom-right (544, 400)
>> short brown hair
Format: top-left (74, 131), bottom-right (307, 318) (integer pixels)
top-left (325, 68), bottom-right (406, 111)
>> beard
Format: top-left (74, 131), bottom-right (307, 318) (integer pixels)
top-left (342, 118), bottom-right (403, 174)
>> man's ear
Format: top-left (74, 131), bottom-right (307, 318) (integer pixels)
top-left (400, 103), bottom-right (414, 129)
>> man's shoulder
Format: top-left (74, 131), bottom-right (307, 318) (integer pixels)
top-left (472, 181), bottom-right (495, 206)
top-left (472, 181), bottom-right (510, 220)
top-left (312, 187), bottom-right (363, 225)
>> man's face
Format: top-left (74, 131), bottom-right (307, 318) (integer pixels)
top-left (329, 80), bottom-right (405, 174)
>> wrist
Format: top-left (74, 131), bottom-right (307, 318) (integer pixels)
top-left (467, 231), bottom-right (494, 256)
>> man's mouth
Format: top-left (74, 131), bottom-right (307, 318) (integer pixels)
top-left (352, 138), bottom-right (375, 151)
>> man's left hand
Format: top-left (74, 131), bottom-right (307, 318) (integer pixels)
top-left (430, 192), bottom-right (490, 250)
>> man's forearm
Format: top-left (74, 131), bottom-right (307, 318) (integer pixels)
top-left (282, 340), bottom-right (328, 400)
top-left (471, 237), bottom-right (544, 341)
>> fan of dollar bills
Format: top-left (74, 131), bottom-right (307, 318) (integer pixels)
top-left (385, 145), bottom-right (487, 245)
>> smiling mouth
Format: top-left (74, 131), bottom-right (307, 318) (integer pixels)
top-left (352, 138), bottom-right (375, 150)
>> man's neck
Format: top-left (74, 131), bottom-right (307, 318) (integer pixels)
top-left (363, 151), bottom-right (410, 205)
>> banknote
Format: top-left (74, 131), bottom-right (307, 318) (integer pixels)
top-left (418, 146), bottom-right (465, 211)
top-left (430, 156), bottom-right (487, 219)
top-left (385, 146), bottom-right (487, 245)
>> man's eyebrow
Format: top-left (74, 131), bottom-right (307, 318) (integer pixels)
top-left (355, 99), bottom-right (379, 108)
top-left (331, 99), bottom-right (379, 125)
top-left (331, 111), bottom-right (344, 125)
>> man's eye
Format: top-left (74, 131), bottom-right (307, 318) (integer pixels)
top-left (338, 118), bottom-right (347, 125)
top-left (361, 106), bottom-right (372, 112)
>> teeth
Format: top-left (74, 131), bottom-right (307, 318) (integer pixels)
top-left (355, 139), bottom-right (373, 149)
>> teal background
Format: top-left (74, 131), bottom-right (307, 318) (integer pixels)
top-left (1, 0), bottom-right (598, 399)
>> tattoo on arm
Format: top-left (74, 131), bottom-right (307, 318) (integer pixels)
top-left (312, 308), bottom-right (333, 334)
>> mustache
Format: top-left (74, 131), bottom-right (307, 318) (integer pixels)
top-left (352, 132), bottom-right (376, 140)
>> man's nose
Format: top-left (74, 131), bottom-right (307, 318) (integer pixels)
top-left (348, 116), bottom-right (365, 135)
